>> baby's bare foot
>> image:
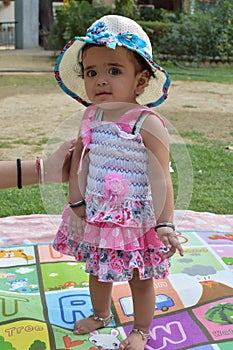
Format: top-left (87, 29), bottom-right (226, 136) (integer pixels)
top-left (120, 328), bottom-right (150, 350)
top-left (73, 313), bottom-right (112, 335)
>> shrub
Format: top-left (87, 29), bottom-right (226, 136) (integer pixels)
top-left (140, 7), bottom-right (178, 23)
top-left (50, 0), bottom-right (233, 62)
top-left (157, 13), bottom-right (217, 60)
top-left (214, 0), bottom-right (233, 60)
top-left (50, 0), bottom-right (113, 50)
top-left (138, 20), bottom-right (172, 55)
top-left (114, 0), bottom-right (138, 19)
top-left (156, 0), bottom-right (233, 62)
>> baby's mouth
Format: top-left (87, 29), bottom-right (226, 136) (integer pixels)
top-left (96, 91), bottom-right (111, 96)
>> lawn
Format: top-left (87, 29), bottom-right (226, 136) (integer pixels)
top-left (166, 63), bottom-right (233, 84)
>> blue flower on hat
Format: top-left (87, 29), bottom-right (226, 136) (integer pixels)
top-left (86, 21), bottom-right (109, 41)
top-left (85, 21), bottom-right (148, 53)
top-left (117, 32), bottom-right (147, 51)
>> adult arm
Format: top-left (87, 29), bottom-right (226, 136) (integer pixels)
top-left (0, 140), bottom-right (75, 189)
top-left (0, 160), bottom-right (38, 189)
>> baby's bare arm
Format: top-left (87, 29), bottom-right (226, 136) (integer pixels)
top-left (141, 115), bottom-right (184, 257)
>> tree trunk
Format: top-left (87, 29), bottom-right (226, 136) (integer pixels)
top-left (39, 0), bottom-right (53, 49)
top-left (173, 0), bottom-right (183, 12)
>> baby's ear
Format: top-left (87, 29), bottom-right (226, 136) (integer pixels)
top-left (136, 70), bottom-right (150, 95)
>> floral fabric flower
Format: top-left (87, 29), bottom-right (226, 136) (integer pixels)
top-left (104, 173), bottom-right (129, 203)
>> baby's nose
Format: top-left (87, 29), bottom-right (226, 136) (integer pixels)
top-left (96, 77), bottom-right (108, 86)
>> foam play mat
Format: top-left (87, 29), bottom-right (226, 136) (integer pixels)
top-left (0, 210), bottom-right (232, 350)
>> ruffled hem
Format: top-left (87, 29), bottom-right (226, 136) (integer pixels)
top-left (84, 193), bottom-right (156, 250)
top-left (74, 242), bottom-right (171, 282)
top-left (83, 223), bottom-right (161, 251)
top-left (54, 203), bottom-right (160, 252)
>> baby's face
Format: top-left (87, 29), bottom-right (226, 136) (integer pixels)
top-left (82, 46), bottom-right (147, 105)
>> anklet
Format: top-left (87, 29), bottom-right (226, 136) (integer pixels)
top-left (130, 328), bottom-right (150, 340)
top-left (90, 313), bottom-right (113, 327)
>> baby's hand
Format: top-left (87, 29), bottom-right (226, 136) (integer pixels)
top-left (156, 228), bottom-right (184, 258)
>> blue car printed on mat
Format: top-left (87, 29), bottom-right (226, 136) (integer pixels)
top-left (120, 294), bottom-right (175, 316)
top-left (155, 294), bottom-right (175, 312)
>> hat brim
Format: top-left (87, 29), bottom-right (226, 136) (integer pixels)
top-left (54, 37), bottom-right (170, 108)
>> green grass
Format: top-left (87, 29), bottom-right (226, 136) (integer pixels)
top-left (0, 185), bottom-right (45, 217)
top-left (0, 183), bottom-right (69, 217)
top-left (0, 74), bottom-right (55, 87)
top-left (170, 139), bottom-right (233, 214)
top-left (165, 64), bottom-right (233, 83)
top-left (0, 142), bottom-right (13, 149)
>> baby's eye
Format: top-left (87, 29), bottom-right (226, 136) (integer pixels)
top-left (109, 67), bottom-right (121, 75)
top-left (86, 70), bottom-right (96, 77)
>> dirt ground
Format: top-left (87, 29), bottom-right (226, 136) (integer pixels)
top-left (1, 76), bottom-right (233, 160)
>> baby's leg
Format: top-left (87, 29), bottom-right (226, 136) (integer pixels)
top-left (120, 270), bottom-right (154, 350)
top-left (74, 274), bottom-right (113, 335)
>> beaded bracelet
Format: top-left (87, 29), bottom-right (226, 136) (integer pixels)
top-left (40, 158), bottom-right (45, 185)
top-left (69, 200), bottom-right (85, 208)
top-left (16, 158), bottom-right (22, 189)
top-left (36, 157), bottom-right (45, 185)
top-left (155, 222), bottom-right (175, 231)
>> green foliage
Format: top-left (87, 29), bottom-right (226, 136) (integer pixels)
top-left (156, 0), bottom-right (233, 61)
top-left (139, 7), bottom-right (177, 23)
top-left (50, 0), bottom-right (113, 49)
top-left (49, 0), bottom-right (232, 61)
top-left (157, 13), bottom-right (215, 59)
top-left (138, 20), bottom-right (172, 52)
top-left (214, 0), bottom-right (233, 59)
top-left (114, 0), bottom-right (138, 19)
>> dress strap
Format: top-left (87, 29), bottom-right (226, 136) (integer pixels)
top-left (131, 112), bottom-right (150, 135)
top-left (96, 108), bottom-right (103, 121)
top-left (132, 108), bottom-right (166, 135)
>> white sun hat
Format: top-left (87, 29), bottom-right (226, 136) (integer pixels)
top-left (54, 15), bottom-right (170, 108)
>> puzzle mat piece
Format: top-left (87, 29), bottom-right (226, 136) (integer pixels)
top-left (0, 246), bottom-right (36, 267)
top-left (192, 296), bottom-right (233, 342)
top-left (53, 326), bottom-right (125, 350)
top-left (0, 319), bottom-right (50, 350)
top-left (0, 291), bottom-right (44, 323)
